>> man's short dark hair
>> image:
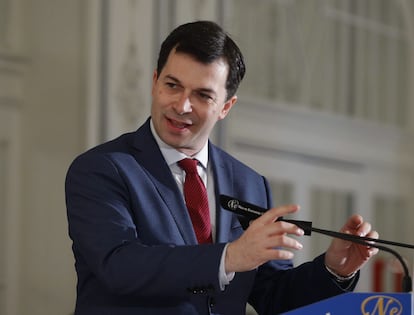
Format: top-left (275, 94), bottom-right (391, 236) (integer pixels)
top-left (156, 20), bottom-right (246, 101)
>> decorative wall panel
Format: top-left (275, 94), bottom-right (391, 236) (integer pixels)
top-left (224, 0), bottom-right (413, 128)
top-left (0, 141), bottom-right (6, 314)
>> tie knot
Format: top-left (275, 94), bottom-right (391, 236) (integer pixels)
top-left (178, 158), bottom-right (199, 174)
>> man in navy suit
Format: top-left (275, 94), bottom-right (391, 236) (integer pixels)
top-left (65, 21), bottom-right (379, 314)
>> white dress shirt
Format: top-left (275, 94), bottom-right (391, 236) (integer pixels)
top-left (150, 120), bottom-right (234, 289)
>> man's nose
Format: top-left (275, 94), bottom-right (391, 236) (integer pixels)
top-left (174, 91), bottom-right (193, 115)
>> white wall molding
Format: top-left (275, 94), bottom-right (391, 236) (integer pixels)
top-left (0, 106), bottom-right (21, 315)
top-left (0, 53), bottom-right (26, 107)
top-left (229, 98), bottom-right (414, 174)
top-left (0, 0), bottom-right (26, 313)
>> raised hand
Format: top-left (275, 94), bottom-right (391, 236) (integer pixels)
top-left (225, 204), bottom-right (304, 273)
top-left (324, 214), bottom-right (379, 277)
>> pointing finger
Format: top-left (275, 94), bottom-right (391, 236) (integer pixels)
top-left (257, 204), bottom-right (301, 225)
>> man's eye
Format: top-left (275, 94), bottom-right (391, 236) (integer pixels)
top-left (165, 82), bottom-right (177, 89)
top-left (198, 92), bottom-right (213, 100)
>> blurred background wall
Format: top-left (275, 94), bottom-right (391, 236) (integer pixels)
top-left (0, 0), bottom-right (413, 314)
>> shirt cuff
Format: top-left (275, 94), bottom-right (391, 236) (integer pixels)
top-left (219, 243), bottom-right (235, 290)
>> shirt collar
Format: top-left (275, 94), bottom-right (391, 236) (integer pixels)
top-left (150, 118), bottom-right (209, 169)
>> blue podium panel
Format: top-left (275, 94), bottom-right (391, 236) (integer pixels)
top-left (281, 292), bottom-right (412, 315)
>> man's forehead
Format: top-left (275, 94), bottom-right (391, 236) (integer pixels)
top-left (166, 49), bottom-right (228, 70)
top-left (161, 51), bottom-right (228, 89)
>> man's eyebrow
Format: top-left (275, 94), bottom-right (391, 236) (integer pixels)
top-left (164, 74), bottom-right (180, 83)
top-left (196, 87), bottom-right (216, 96)
top-left (164, 74), bottom-right (217, 96)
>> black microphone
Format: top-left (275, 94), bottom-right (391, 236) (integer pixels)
top-left (219, 194), bottom-right (413, 292)
top-left (219, 194), bottom-right (313, 235)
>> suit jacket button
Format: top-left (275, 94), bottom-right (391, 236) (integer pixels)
top-left (187, 287), bottom-right (196, 294)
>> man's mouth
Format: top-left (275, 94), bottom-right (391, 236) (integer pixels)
top-left (168, 118), bottom-right (192, 129)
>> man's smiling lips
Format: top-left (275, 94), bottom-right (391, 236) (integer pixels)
top-left (166, 117), bottom-right (193, 130)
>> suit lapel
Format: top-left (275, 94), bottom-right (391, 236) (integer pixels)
top-left (209, 144), bottom-right (236, 243)
top-left (129, 120), bottom-right (238, 245)
top-left (130, 119), bottom-right (197, 245)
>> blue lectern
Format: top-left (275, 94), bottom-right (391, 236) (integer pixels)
top-left (281, 292), bottom-right (412, 315)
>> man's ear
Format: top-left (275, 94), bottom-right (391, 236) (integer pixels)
top-left (151, 70), bottom-right (158, 94)
top-left (219, 95), bottom-right (238, 120)
top-left (152, 70), bottom-right (158, 83)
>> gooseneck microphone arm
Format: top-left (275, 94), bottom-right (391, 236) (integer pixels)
top-left (219, 194), bottom-right (413, 292)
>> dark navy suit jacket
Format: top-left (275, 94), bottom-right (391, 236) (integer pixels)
top-left (65, 118), bottom-right (354, 315)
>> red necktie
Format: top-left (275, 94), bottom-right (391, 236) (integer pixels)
top-left (178, 158), bottom-right (212, 244)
